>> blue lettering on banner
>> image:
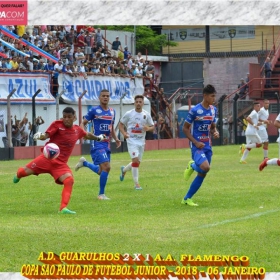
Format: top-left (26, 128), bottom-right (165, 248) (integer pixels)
top-left (94, 80), bottom-right (102, 96)
top-left (62, 80), bottom-right (74, 101)
top-left (74, 80), bottom-right (82, 98)
top-left (8, 78), bottom-right (45, 98)
top-left (124, 82), bottom-right (131, 98)
top-left (114, 81), bottom-right (131, 99)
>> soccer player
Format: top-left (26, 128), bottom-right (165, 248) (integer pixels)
top-left (257, 99), bottom-right (272, 159)
top-left (239, 102), bottom-right (263, 164)
top-left (74, 89), bottom-right (121, 200)
top-left (259, 112), bottom-right (280, 171)
top-left (13, 107), bottom-right (106, 214)
top-left (182, 84), bottom-right (219, 206)
top-left (118, 95), bottom-right (154, 190)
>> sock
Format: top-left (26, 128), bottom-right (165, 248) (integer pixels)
top-left (241, 149), bottom-right (250, 161)
top-left (99, 171), bottom-right (109, 195)
top-left (184, 175), bottom-right (205, 199)
top-left (83, 161), bottom-right (99, 174)
top-left (267, 159), bottom-right (280, 166)
top-left (60, 177), bottom-right (74, 211)
top-left (263, 148), bottom-right (268, 158)
top-left (17, 167), bottom-right (28, 178)
top-left (123, 162), bottom-right (132, 173)
top-left (131, 162), bottom-right (139, 186)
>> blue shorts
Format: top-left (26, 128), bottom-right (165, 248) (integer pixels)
top-left (90, 147), bottom-right (111, 165)
top-left (191, 148), bottom-right (212, 166)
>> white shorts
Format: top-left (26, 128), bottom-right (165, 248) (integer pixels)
top-left (257, 129), bottom-right (268, 143)
top-left (84, 46), bottom-right (92, 54)
top-left (246, 134), bottom-right (262, 144)
top-left (111, 49), bottom-right (119, 57)
top-left (127, 143), bottom-right (145, 161)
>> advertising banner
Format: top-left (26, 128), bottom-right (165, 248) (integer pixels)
top-left (59, 74), bottom-right (145, 105)
top-left (0, 72), bottom-right (55, 104)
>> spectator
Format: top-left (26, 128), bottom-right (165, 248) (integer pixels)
top-left (13, 116), bottom-right (21, 147)
top-left (145, 60), bottom-right (155, 79)
top-left (152, 116), bottom-right (158, 140)
top-left (29, 116), bottom-right (45, 146)
top-left (74, 47), bottom-right (85, 67)
top-left (136, 65), bottom-right (143, 76)
top-left (111, 36), bottom-right (122, 58)
top-left (19, 113), bottom-right (29, 146)
top-left (53, 59), bottom-right (65, 96)
top-left (136, 52), bottom-right (142, 61)
top-left (158, 88), bottom-right (170, 116)
top-left (264, 57), bottom-right (272, 88)
top-left (123, 46), bottom-right (131, 60)
top-left (94, 28), bottom-right (103, 49)
top-left (233, 78), bottom-right (247, 101)
top-left (33, 60), bottom-right (40, 70)
top-left (44, 59), bottom-right (54, 73)
top-left (76, 31), bottom-right (86, 48)
top-left (158, 116), bottom-right (166, 139)
top-left (37, 59), bottom-right (45, 71)
top-left (84, 31), bottom-right (93, 60)
top-left (9, 56), bottom-right (19, 71)
top-left (66, 27), bottom-right (75, 45)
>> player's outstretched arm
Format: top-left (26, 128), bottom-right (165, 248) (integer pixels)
top-left (33, 132), bottom-right (49, 141)
top-left (84, 132), bottom-right (106, 142)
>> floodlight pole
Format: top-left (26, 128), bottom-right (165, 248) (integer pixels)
top-left (32, 89), bottom-right (42, 146)
top-left (6, 89), bottom-right (16, 148)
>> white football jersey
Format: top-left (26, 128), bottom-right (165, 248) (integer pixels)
top-left (120, 109), bottom-right (154, 145)
top-left (258, 107), bottom-right (269, 130)
top-left (245, 110), bottom-right (259, 136)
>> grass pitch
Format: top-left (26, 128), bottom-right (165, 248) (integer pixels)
top-left (0, 144), bottom-right (280, 272)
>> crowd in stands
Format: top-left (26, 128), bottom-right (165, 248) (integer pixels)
top-left (0, 25), bottom-right (174, 140)
top-left (0, 25), bottom-right (155, 84)
top-left (2, 113), bottom-right (45, 148)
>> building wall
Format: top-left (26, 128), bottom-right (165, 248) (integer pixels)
top-left (203, 57), bottom-right (259, 97)
top-left (162, 26), bottom-right (280, 54)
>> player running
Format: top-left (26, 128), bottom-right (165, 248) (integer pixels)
top-left (13, 107), bottom-right (105, 214)
top-left (74, 89), bottom-right (121, 200)
top-left (239, 102), bottom-right (262, 164)
top-left (118, 94), bottom-right (154, 190)
top-left (181, 84), bottom-right (219, 206)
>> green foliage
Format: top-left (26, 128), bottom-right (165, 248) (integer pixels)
top-left (1, 144), bottom-right (280, 273)
top-left (97, 25), bottom-right (177, 55)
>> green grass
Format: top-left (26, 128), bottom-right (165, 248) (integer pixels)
top-left (1, 144), bottom-right (280, 272)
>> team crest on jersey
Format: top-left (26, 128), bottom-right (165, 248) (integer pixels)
top-left (143, 115), bottom-right (146, 119)
top-left (96, 109), bottom-right (102, 113)
top-left (197, 109), bottom-right (203, 114)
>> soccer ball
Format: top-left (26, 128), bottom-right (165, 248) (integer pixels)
top-left (43, 143), bottom-right (60, 160)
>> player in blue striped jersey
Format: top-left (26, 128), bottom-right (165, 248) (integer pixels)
top-left (181, 84), bottom-right (219, 206)
top-left (75, 89), bottom-right (121, 200)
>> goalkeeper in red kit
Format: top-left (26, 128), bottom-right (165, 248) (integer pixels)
top-left (13, 107), bottom-right (106, 214)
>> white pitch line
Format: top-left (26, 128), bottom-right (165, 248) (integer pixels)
top-left (197, 208), bottom-right (280, 229)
